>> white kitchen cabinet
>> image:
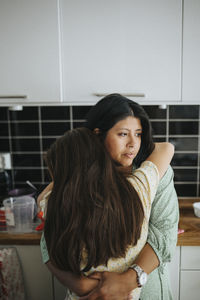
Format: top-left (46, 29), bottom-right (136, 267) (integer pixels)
top-left (180, 246), bottom-right (200, 300)
top-left (168, 246), bottom-right (180, 300)
top-left (60, 0), bottom-right (182, 104)
top-left (0, 0), bottom-right (61, 103)
top-left (181, 246), bottom-right (200, 269)
top-left (182, 0), bottom-right (200, 103)
top-left (180, 271), bottom-right (200, 300)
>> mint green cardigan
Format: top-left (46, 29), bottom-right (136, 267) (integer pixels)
top-left (140, 166), bottom-right (179, 300)
top-left (40, 166), bottom-right (179, 300)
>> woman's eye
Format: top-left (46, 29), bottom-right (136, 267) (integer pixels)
top-left (119, 132), bottom-right (127, 137)
top-left (135, 133), bottom-right (142, 137)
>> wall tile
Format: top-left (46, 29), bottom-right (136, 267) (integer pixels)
top-left (0, 138), bottom-right (10, 152)
top-left (9, 107), bottom-right (39, 121)
top-left (142, 106), bottom-right (167, 119)
top-left (72, 106), bottom-right (92, 119)
top-left (0, 107), bottom-right (8, 121)
top-left (169, 137), bottom-right (198, 151)
top-left (11, 122), bottom-right (39, 136)
top-left (73, 121), bottom-right (86, 128)
top-left (42, 138), bottom-right (57, 151)
top-left (0, 123), bottom-right (9, 136)
top-left (44, 168), bottom-right (51, 182)
top-left (169, 105), bottom-right (199, 119)
top-left (153, 137), bottom-right (166, 142)
top-left (12, 154), bottom-right (41, 167)
top-left (11, 138), bottom-right (40, 152)
top-left (151, 121), bottom-right (166, 135)
top-left (173, 168), bottom-right (197, 182)
top-left (14, 169), bottom-right (42, 182)
top-left (13, 182), bottom-right (41, 190)
top-left (171, 153), bottom-right (198, 167)
top-left (41, 122), bottom-right (70, 136)
top-left (169, 121), bottom-right (198, 135)
top-left (41, 106), bottom-right (70, 120)
top-left (174, 184), bottom-right (197, 197)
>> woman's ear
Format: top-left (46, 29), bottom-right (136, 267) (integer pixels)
top-left (93, 128), bottom-right (101, 135)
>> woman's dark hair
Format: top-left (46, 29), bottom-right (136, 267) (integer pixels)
top-left (44, 127), bottom-right (144, 274)
top-left (85, 93), bottom-right (155, 167)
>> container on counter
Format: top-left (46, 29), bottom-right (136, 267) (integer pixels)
top-left (3, 196), bottom-right (36, 233)
top-left (193, 202), bottom-right (200, 218)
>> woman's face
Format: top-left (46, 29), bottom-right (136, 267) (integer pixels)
top-left (104, 116), bottom-right (142, 167)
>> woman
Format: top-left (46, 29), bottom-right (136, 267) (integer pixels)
top-left (42, 126), bottom-right (174, 300)
top-left (39, 94), bottom-right (179, 299)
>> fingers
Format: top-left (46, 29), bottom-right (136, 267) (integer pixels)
top-left (88, 272), bottom-right (102, 280)
top-left (79, 283), bottom-right (102, 300)
top-left (80, 291), bottom-right (98, 300)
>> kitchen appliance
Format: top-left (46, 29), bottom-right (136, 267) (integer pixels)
top-left (0, 154), bottom-right (12, 205)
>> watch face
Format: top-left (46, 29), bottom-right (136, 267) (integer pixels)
top-left (140, 272), bottom-right (147, 285)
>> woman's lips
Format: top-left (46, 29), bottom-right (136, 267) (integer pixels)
top-left (124, 153), bottom-right (134, 159)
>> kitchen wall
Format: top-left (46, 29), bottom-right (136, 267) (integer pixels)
top-left (0, 104), bottom-right (199, 197)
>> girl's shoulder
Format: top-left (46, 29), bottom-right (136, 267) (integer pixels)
top-left (129, 161), bottom-right (159, 206)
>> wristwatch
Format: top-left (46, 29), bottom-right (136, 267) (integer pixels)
top-left (129, 264), bottom-right (148, 287)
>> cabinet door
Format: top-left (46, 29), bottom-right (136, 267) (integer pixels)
top-left (16, 245), bottom-right (53, 300)
top-left (168, 247), bottom-right (180, 300)
top-left (180, 271), bottom-right (200, 300)
top-left (61, 0), bottom-right (181, 104)
top-left (53, 276), bottom-right (67, 300)
top-left (181, 246), bottom-right (200, 269)
top-left (180, 246), bottom-right (200, 300)
top-left (0, 0), bottom-right (61, 103)
top-left (182, 0), bottom-right (200, 102)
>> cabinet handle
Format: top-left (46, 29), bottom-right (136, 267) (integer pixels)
top-left (0, 95), bottom-right (27, 99)
top-left (93, 93), bottom-right (145, 98)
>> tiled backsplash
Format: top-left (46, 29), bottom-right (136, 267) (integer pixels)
top-left (0, 105), bottom-right (199, 197)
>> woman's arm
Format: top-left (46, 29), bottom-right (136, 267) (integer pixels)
top-left (146, 142), bottom-right (174, 179)
top-left (46, 261), bottom-right (100, 296)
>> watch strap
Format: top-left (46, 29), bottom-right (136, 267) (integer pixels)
top-left (130, 264), bottom-right (146, 287)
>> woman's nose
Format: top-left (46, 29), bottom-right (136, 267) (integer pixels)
top-left (127, 136), bottom-right (136, 148)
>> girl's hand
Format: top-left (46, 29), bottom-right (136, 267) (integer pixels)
top-left (46, 261), bottom-right (100, 297)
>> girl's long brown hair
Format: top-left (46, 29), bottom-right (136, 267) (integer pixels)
top-left (44, 128), bottom-right (144, 275)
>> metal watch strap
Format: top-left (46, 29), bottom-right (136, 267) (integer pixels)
top-left (130, 264), bottom-right (146, 288)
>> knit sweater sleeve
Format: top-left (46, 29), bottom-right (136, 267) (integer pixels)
top-left (146, 165), bottom-right (179, 271)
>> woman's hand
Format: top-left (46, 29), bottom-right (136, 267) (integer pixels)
top-left (73, 274), bottom-right (100, 297)
top-left (80, 270), bottom-right (137, 300)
